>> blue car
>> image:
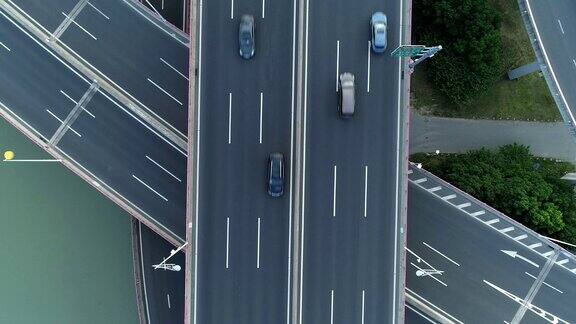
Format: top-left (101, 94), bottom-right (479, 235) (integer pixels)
top-left (267, 152), bottom-right (285, 197)
top-left (370, 12), bottom-right (387, 53)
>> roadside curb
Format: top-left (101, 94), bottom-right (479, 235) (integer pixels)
top-left (130, 218), bottom-right (148, 324)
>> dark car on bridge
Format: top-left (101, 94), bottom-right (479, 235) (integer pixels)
top-left (267, 152), bottom-right (285, 197)
top-left (239, 14), bottom-right (255, 59)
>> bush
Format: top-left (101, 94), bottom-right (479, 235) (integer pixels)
top-left (411, 144), bottom-right (576, 249)
top-left (414, 0), bottom-right (503, 105)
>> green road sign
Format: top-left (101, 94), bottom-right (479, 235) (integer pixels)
top-left (390, 45), bottom-right (426, 58)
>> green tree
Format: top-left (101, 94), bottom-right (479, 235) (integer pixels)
top-left (414, 0), bottom-right (502, 105)
top-left (413, 144), bottom-right (575, 239)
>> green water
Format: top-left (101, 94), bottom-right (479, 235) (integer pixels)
top-left (0, 118), bottom-right (138, 324)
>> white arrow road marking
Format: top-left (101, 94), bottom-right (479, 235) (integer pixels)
top-left (501, 250), bottom-right (539, 268)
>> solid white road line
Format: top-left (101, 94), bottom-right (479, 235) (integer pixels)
top-left (147, 78), bottom-right (183, 106)
top-left (0, 41), bottom-right (10, 51)
top-left (405, 304), bottom-right (436, 323)
top-left (138, 223), bottom-right (152, 324)
top-left (285, 0), bottom-right (297, 320)
top-left (441, 194), bottom-right (456, 200)
top-left (59, 90), bottom-right (96, 118)
top-left (333, 165), bottom-right (337, 217)
top-left (299, 0), bottom-right (311, 321)
top-left (62, 12), bottom-right (97, 40)
top-left (528, 242), bottom-right (542, 249)
top-left (361, 290), bottom-right (365, 324)
top-left (257, 217), bottom-right (261, 269)
top-left (427, 186), bottom-right (441, 192)
top-left (228, 93), bottom-right (232, 144)
top-left (367, 41), bottom-right (371, 93)
top-left (167, 293), bottom-right (171, 309)
top-left (573, 59), bottom-right (576, 68)
top-left (524, 272), bottom-right (563, 294)
top-left (364, 165), bottom-right (368, 217)
top-left (558, 19), bottom-right (565, 34)
top-left (193, 0), bottom-right (204, 321)
top-left (336, 40), bottom-right (340, 92)
top-left (146, 155), bottom-right (182, 182)
top-left (541, 250), bottom-right (555, 257)
top-left (230, 0), bottom-right (234, 19)
top-left (259, 92), bottom-right (263, 144)
top-left (45, 109), bottom-right (82, 137)
top-left (262, 0), bottom-right (265, 18)
top-left (330, 290), bottom-right (334, 324)
top-left (556, 259), bottom-right (569, 266)
top-left (132, 174), bottom-right (169, 201)
top-left (160, 57), bottom-right (189, 80)
top-left (87, 2), bottom-right (110, 20)
top-left (162, 0), bottom-right (165, 10)
top-left (423, 241), bottom-right (460, 267)
top-left (406, 288), bottom-right (464, 324)
top-left (226, 217), bottom-right (230, 269)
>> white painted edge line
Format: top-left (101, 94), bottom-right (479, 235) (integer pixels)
top-left (405, 304), bottom-right (436, 323)
top-left (160, 57), bottom-right (189, 80)
top-left (499, 226), bottom-right (514, 233)
top-left (257, 217), bottom-right (261, 269)
top-left (441, 194), bottom-right (456, 200)
top-left (132, 174), bottom-right (169, 202)
top-left (333, 165), bottom-right (337, 217)
top-left (456, 202), bottom-right (471, 209)
top-left (336, 40), bottom-right (340, 92)
top-left (145, 155), bottom-right (182, 182)
top-left (526, 0), bottom-right (576, 126)
top-left (524, 272), bottom-right (563, 294)
top-left (61, 12), bottom-right (97, 40)
top-left (226, 217), bottom-right (230, 269)
top-left (87, 1), bottom-right (110, 20)
top-left (413, 177), bottom-right (427, 184)
top-left (485, 218), bottom-right (500, 225)
top-left (0, 41), bottom-right (10, 51)
top-left (138, 223), bottom-right (152, 324)
top-left (427, 186), bottom-right (441, 193)
top-left (285, 0), bottom-right (297, 320)
top-left (558, 19), bottom-right (565, 34)
top-left (147, 78), bottom-right (183, 106)
top-left (423, 241), bottom-right (460, 267)
top-left (367, 41), bottom-right (371, 93)
top-left (193, 0), bottom-right (204, 321)
top-left (513, 234), bottom-right (528, 241)
top-left (230, 0), bottom-right (234, 19)
top-left (406, 288), bottom-right (464, 324)
top-left (228, 92), bottom-right (232, 144)
top-left (167, 293), bottom-right (171, 308)
top-left (45, 109), bottom-right (82, 137)
top-left (262, 0), bottom-right (265, 18)
top-left (259, 92), bottom-right (263, 144)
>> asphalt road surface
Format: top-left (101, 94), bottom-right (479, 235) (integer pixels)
top-left (526, 0), bottom-right (576, 138)
top-left (406, 182), bottom-right (576, 323)
top-left (0, 10), bottom-right (186, 240)
top-left (194, 0), bottom-right (295, 322)
top-left (299, 0), bottom-right (404, 323)
top-left (142, 0), bottom-right (187, 31)
top-left (9, 0), bottom-right (190, 136)
top-left (139, 223), bottom-right (185, 324)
